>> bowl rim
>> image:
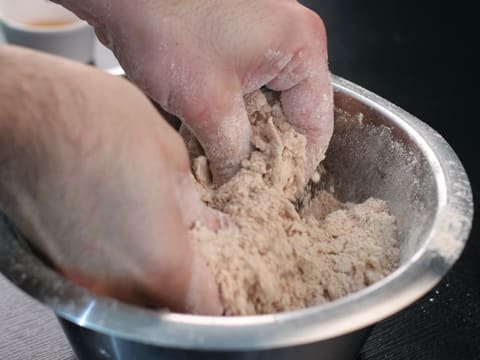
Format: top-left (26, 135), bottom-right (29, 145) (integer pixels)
top-left (0, 75), bottom-right (473, 351)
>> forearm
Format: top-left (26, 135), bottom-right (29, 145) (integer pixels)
top-left (0, 46), bottom-right (54, 243)
top-left (0, 46), bottom-right (42, 168)
top-left (53, 0), bottom-right (167, 27)
top-left (0, 45), bottom-right (96, 192)
top-left (53, 0), bottom-right (199, 29)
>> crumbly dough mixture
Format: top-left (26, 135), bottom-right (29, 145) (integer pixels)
top-left (187, 91), bottom-right (399, 316)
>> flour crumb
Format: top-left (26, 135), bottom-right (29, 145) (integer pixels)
top-left (187, 90), bottom-right (399, 316)
top-left (311, 171), bottom-right (321, 183)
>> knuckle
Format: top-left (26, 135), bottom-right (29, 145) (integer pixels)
top-left (289, 6), bottom-right (327, 47)
top-left (304, 9), bottom-right (327, 39)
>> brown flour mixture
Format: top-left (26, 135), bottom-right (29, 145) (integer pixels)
top-left (186, 91), bottom-right (399, 316)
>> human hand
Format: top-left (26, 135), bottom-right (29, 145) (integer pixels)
top-left (58, 0), bottom-right (334, 184)
top-left (0, 45), bottom-right (222, 315)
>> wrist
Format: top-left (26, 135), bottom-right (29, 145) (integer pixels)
top-left (54, 0), bottom-right (200, 29)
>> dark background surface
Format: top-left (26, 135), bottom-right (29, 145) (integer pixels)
top-left (301, 0), bottom-right (479, 359)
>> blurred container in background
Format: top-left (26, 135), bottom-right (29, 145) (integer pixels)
top-left (0, 0), bottom-right (95, 63)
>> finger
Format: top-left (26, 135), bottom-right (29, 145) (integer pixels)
top-left (139, 233), bottom-right (222, 315)
top-left (163, 74), bottom-right (252, 185)
top-left (174, 172), bottom-right (225, 231)
top-left (94, 26), bottom-right (113, 49)
top-left (160, 172), bottom-right (223, 315)
top-left (121, 170), bottom-right (222, 315)
top-left (266, 16), bottom-right (333, 177)
top-left (184, 252), bottom-right (223, 315)
top-left (275, 73), bottom-right (333, 174)
top-left (150, 234), bottom-right (222, 316)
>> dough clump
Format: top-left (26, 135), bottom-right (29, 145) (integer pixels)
top-left (187, 91), bottom-right (399, 316)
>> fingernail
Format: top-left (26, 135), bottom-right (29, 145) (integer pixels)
top-left (219, 213), bottom-right (229, 229)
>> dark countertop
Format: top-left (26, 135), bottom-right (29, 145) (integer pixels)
top-left (301, 0), bottom-right (479, 359)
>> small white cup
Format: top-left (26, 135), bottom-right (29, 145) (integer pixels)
top-left (0, 0), bottom-right (95, 63)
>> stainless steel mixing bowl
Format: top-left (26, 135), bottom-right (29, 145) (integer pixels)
top-left (0, 75), bottom-right (473, 360)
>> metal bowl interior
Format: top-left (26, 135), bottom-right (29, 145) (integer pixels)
top-left (0, 75), bottom-right (473, 351)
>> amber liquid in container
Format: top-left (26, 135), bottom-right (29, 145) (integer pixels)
top-left (26, 20), bottom-right (77, 28)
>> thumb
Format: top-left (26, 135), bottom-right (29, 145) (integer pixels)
top-left (171, 172), bottom-right (223, 315)
top-left (174, 172), bottom-right (224, 231)
top-left (184, 253), bottom-right (223, 315)
top-left (145, 239), bottom-right (222, 315)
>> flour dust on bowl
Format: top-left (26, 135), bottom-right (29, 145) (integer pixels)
top-left (0, 75), bottom-right (473, 360)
